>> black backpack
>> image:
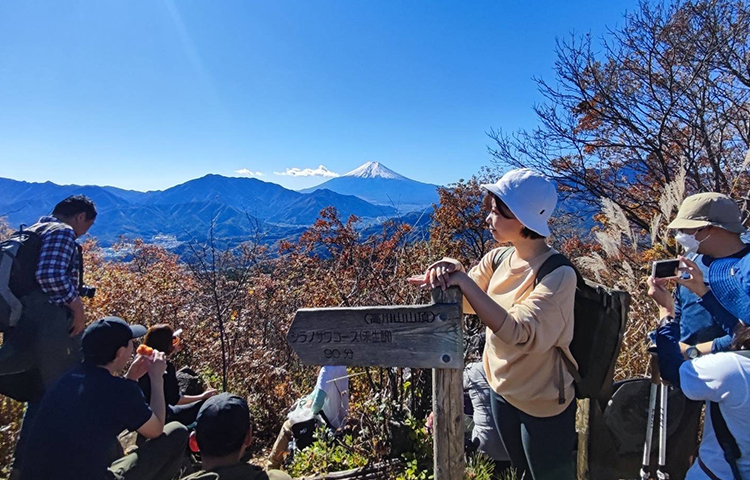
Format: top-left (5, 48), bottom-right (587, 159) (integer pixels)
top-left (291, 410), bottom-right (335, 451)
top-left (492, 247), bottom-right (630, 400)
top-left (291, 418), bottom-right (318, 451)
top-left (0, 227), bottom-right (43, 332)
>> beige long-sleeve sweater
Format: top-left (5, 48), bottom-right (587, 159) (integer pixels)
top-left (465, 247), bottom-right (577, 418)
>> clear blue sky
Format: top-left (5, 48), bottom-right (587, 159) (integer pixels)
top-left (0, 0), bottom-right (636, 192)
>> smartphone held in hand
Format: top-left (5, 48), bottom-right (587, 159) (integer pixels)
top-left (652, 259), bottom-right (680, 279)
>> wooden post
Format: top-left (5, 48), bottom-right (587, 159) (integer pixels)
top-left (431, 287), bottom-right (465, 480)
top-left (576, 398), bottom-right (591, 480)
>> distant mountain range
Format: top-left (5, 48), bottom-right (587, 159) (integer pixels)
top-left (0, 163), bottom-right (439, 249)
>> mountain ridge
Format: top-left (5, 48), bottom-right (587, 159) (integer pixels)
top-left (0, 170), bottom-right (424, 247)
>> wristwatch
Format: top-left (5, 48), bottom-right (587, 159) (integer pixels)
top-left (659, 315), bottom-right (675, 327)
top-left (686, 346), bottom-right (700, 359)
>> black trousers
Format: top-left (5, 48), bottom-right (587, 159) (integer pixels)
top-left (168, 400), bottom-right (204, 426)
top-left (489, 391), bottom-right (576, 480)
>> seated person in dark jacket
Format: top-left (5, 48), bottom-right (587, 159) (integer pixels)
top-left (22, 316), bottom-right (188, 480)
top-left (138, 324), bottom-right (217, 426)
top-left (183, 393), bottom-right (291, 480)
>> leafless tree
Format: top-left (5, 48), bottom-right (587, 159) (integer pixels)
top-left (489, 0), bottom-right (750, 231)
top-left (184, 214), bottom-right (265, 391)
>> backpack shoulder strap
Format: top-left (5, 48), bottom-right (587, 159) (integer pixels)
top-left (491, 247), bottom-right (515, 272)
top-left (534, 253), bottom-right (580, 287)
top-left (710, 400), bottom-right (743, 479)
top-left (317, 409), bottom-right (335, 430)
top-left (532, 252), bottom-right (584, 402)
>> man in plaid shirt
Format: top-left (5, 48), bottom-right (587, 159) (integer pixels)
top-left (3, 195), bottom-right (97, 479)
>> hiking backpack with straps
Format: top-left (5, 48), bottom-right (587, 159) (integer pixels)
top-left (0, 227), bottom-right (43, 331)
top-left (492, 247), bottom-right (630, 400)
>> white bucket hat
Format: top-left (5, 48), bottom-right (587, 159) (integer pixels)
top-left (481, 168), bottom-right (557, 237)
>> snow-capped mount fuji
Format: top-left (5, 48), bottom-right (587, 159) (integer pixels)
top-left (300, 162), bottom-right (439, 212)
top-left (343, 161), bottom-right (409, 180)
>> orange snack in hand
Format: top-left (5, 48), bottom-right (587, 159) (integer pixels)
top-left (137, 344), bottom-right (153, 357)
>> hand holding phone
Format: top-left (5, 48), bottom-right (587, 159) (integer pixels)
top-left (674, 255), bottom-right (709, 297)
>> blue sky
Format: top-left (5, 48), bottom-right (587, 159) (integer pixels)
top-left (0, 0), bottom-right (636, 192)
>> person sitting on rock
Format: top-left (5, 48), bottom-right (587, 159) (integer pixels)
top-left (267, 365), bottom-right (349, 469)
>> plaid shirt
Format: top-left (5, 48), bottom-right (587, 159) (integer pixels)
top-left (31, 216), bottom-right (80, 306)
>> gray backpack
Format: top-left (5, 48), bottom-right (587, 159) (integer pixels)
top-left (0, 227), bottom-right (43, 331)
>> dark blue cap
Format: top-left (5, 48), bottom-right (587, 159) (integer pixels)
top-left (195, 393), bottom-right (250, 456)
top-left (81, 316), bottom-right (146, 364)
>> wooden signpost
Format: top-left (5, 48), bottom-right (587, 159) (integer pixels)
top-left (288, 287), bottom-right (465, 480)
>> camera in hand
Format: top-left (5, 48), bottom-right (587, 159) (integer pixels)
top-left (79, 285), bottom-right (96, 299)
top-left (652, 259), bottom-right (680, 279)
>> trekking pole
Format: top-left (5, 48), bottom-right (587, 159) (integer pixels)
top-left (656, 381), bottom-right (670, 480)
top-left (640, 354), bottom-right (659, 480)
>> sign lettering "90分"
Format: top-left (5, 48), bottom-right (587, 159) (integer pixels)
top-left (324, 348), bottom-right (354, 359)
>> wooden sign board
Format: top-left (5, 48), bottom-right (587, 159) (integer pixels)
top-left (287, 287), bottom-right (465, 480)
top-left (287, 302), bottom-right (463, 369)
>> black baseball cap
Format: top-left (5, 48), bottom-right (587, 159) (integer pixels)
top-left (81, 316), bottom-right (147, 365)
top-left (195, 393), bottom-right (251, 456)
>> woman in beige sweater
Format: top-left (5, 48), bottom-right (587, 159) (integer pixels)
top-left (410, 169), bottom-right (577, 480)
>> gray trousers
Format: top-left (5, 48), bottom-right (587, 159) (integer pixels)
top-left (109, 422), bottom-right (189, 480)
top-left (0, 290), bottom-right (81, 468)
top-left (0, 290), bottom-right (80, 385)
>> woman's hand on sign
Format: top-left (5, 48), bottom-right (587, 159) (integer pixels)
top-left (426, 257), bottom-right (464, 273)
top-left (408, 258), bottom-right (466, 291)
top-left (674, 256), bottom-right (708, 297)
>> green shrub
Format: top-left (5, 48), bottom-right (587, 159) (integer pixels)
top-left (287, 427), bottom-right (369, 478)
top-left (396, 457), bottom-right (432, 480)
top-left (394, 415), bottom-right (433, 480)
top-left (464, 452), bottom-right (495, 480)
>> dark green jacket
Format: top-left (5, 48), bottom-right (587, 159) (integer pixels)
top-left (182, 464), bottom-right (291, 480)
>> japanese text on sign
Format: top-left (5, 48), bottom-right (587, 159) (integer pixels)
top-left (289, 330), bottom-right (394, 344)
top-left (364, 311), bottom-right (435, 324)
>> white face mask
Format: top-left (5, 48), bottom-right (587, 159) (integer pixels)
top-left (675, 230), bottom-right (709, 254)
